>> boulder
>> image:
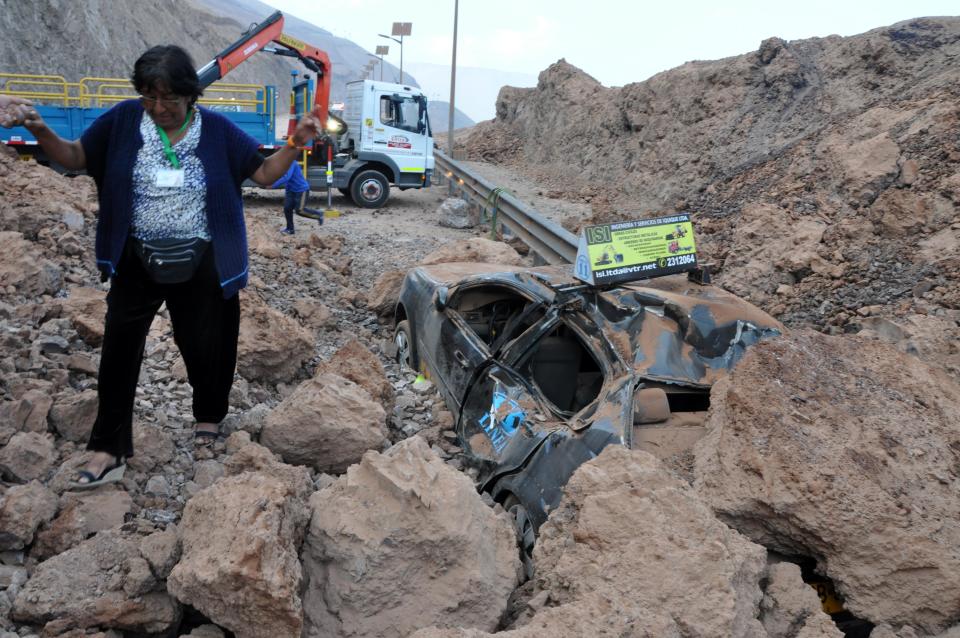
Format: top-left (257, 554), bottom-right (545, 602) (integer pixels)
top-left (139, 526), bottom-right (180, 580)
top-left (59, 286), bottom-right (106, 346)
top-left (32, 489), bottom-right (134, 559)
top-left (421, 238), bottom-right (523, 266)
top-left (260, 373), bottom-right (387, 473)
top-left (0, 231), bottom-right (63, 295)
top-left (437, 197), bottom-right (478, 229)
top-left (760, 561), bottom-right (842, 637)
top-left (49, 390), bottom-right (98, 442)
top-left (302, 436), bottom-right (520, 638)
top-left (0, 481), bottom-right (58, 550)
top-left (11, 529), bottom-right (180, 635)
top-left (314, 339), bottom-right (393, 409)
top-left (166, 449), bottom-right (312, 638)
top-left (128, 424), bottom-right (175, 473)
top-left (694, 330), bottom-right (960, 633)
top-left (236, 292), bottom-right (314, 384)
top-left (291, 298), bottom-right (335, 331)
top-left (0, 432), bottom-right (56, 483)
top-left (416, 445), bottom-right (774, 638)
top-left (365, 269), bottom-right (406, 318)
top-left (9, 388), bottom-right (53, 434)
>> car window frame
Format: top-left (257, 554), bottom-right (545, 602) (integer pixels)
top-left (499, 311), bottom-right (612, 422)
top-left (445, 281), bottom-right (541, 351)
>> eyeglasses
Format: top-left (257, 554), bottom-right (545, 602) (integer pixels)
top-left (139, 95), bottom-right (185, 108)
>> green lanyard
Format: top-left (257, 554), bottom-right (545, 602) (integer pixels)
top-left (155, 109), bottom-right (192, 169)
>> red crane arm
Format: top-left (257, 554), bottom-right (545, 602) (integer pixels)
top-left (195, 11), bottom-right (332, 129)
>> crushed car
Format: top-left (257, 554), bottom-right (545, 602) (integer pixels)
top-left (393, 261), bottom-right (782, 559)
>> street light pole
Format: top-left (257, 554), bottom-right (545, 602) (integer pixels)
top-left (375, 45), bottom-right (389, 81)
top-left (447, 0), bottom-right (458, 163)
top-left (380, 22), bottom-right (411, 84)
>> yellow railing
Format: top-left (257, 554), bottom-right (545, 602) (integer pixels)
top-left (0, 72), bottom-right (269, 111)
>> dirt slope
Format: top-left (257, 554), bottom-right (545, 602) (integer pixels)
top-left (463, 18), bottom-right (960, 376)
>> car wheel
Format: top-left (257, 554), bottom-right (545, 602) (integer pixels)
top-left (504, 494), bottom-right (536, 581)
top-left (350, 170), bottom-right (390, 208)
top-left (394, 320), bottom-right (414, 370)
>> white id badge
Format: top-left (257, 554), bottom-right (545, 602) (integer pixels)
top-left (155, 168), bottom-right (185, 188)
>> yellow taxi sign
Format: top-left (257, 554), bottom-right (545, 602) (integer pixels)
top-left (574, 214), bottom-right (698, 285)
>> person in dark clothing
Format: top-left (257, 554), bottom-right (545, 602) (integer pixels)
top-left (272, 159), bottom-right (310, 234)
top-left (2, 45), bottom-right (320, 488)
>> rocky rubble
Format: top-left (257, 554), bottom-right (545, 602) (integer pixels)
top-left (464, 18), bottom-right (960, 378)
top-left (2, 15), bottom-right (960, 638)
top-left (694, 329), bottom-right (960, 635)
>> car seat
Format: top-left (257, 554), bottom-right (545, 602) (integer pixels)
top-left (531, 336), bottom-right (582, 412)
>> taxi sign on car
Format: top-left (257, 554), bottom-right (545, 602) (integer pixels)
top-left (574, 213), bottom-right (698, 285)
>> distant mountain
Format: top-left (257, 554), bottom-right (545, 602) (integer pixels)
top-left (405, 62), bottom-right (537, 123)
top-left (427, 101), bottom-right (474, 133)
top-left (189, 0), bottom-right (418, 101)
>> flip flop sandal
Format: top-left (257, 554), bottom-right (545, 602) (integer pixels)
top-left (194, 429), bottom-right (225, 447)
top-left (69, 460), bottom-right (125, 491)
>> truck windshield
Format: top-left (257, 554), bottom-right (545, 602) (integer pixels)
top-left (380, 95), bottom-right (423, 134)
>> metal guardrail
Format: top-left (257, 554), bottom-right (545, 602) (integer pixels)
top-left (434, 149), bottom-right (578, 265)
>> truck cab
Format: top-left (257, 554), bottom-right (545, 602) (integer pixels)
top-left (328, 80), bottom-right (434, 208)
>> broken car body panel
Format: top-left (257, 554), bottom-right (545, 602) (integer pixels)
top-left (395, 262), bottom-right (782, 529)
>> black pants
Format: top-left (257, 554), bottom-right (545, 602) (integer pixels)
top-left (283, 189), bottom-right (309, 231)
top-left (87, 241), bottom-right (240, 458)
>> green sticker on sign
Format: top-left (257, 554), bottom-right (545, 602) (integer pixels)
top-left (573, 214), bottom-right (698, 285)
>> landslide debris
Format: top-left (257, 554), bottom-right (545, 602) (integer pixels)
top-left (413, 446), bottom-right (841, 638)
top-left (694, 329), bottom-right (960, 635)
top-left (463, 18), bottom-right (960, 377)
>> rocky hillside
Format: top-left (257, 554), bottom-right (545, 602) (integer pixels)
top-left (464, 18), bottom-right (960, 378)
top-left (0, 0), bottom-right (405, 105)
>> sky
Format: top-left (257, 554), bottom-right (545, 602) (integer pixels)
top-left (267, 0), bottom-right (958, 87)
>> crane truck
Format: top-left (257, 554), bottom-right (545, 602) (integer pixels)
top-left (0, 11), bottom-right (434, 208)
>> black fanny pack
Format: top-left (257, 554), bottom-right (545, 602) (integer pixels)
top-left (133, 237), bottom-right (209, 284)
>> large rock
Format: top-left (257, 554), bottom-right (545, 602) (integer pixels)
top-left (260, 372), bottom-right (387, 473)
top-left (32, 489), bottom-right (134, 559)
top-left (8, 388), bottom-right (53, 434)
top-left (128, 424), bottom-right (176, 473)
top-left (314, 339), bottom-right (393, 409)
top-left (59, 287), bottom-right (106, 347)
top-left (11, 529), bottom-right (180, 635)
top-left (760, 561), bottom-right (842, 637)
top-left (236, 292), bottom-right (314, 384)
top-left (421, 238), bottom-right (523, 266)
top-left (413, 445), bottom-right (773, 637)
top-left (0, 432), bottom-right (57, 483)
top-left (365, 269), bottom-right (406, 318)
top-left (0, 231), bottom-right (62, 295)
top-left (694, 330), bottom-right (960, 634)
top-left (437, 197), bottom-right (478, 229)
top-left (0, 481), bottom-right (58, 550)
top-left (302, 436), bottom-right (520, 638)
top-left (49, 390), bottom-right (98, 442)
top-left (166, 444), bottom-right (312, 638)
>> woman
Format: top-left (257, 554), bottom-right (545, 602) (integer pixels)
top-left (2, 45), bottom-right (320, 487)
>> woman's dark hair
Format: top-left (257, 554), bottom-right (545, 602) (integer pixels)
top-left (131, 45), bottom-right (203, 104)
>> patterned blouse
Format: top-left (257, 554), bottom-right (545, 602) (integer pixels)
top-left (130, 109), bottom-right (210, 241)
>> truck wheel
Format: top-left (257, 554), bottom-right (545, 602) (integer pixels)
top-left (394, 320), bottom-right (414, 369)
top-left (350, 170), bottom-right (390, 208)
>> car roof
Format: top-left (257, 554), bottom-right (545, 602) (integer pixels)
top-left (413, 262), bottom-right (783, 387)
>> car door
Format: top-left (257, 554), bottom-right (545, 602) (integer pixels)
top-left (457, 364), bottom-right (557, 470)
top-left (424, 282), bottom-right (542, 412)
